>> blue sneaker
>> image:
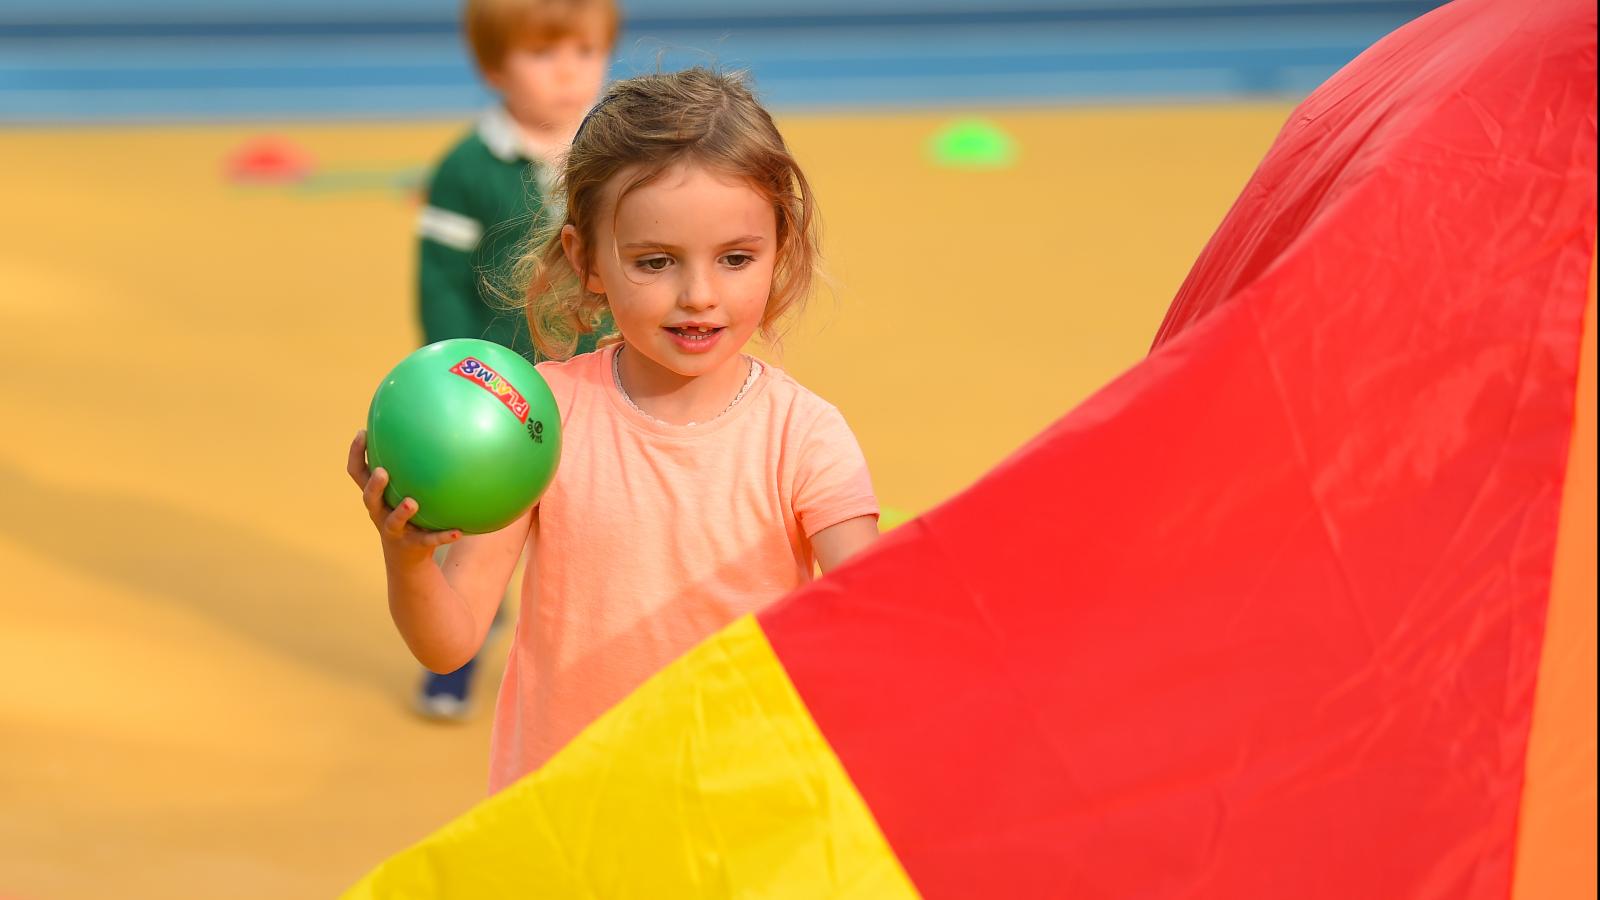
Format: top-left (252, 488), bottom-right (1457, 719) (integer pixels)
top-left (415, 656), bottom-right (478, 722)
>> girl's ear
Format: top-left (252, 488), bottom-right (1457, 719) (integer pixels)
top-left (560, 224), bottom-right (607, 295)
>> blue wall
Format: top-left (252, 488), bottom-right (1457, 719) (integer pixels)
top-left (0, 1), bottom-right (1445, 122)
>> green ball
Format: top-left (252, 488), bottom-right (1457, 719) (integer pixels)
top-left (366, 338), bottom-right (561, 534)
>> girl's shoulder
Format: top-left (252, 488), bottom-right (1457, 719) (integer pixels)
top-left (750, 365), bottom-right (871, 490)
top-left (534, 347), bottom-right (610, 406)
top-left (537, 342), bottom-right (611, 385)
top-left (750, 363), bottom-right (851, 437)
top-left (756, 363), bottom-right (826, 408)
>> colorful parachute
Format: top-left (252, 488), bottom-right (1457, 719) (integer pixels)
top-left (347, 0), bottom-right (1596, 895)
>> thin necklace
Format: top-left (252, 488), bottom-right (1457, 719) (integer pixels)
top-left (613, 345), bottom-right (760, 427)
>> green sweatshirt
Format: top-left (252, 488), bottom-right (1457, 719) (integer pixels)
top-left (417, 106), bottom-right (601, 362)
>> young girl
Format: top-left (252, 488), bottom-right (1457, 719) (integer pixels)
top-left (347, 67), bottom-right (879, 791)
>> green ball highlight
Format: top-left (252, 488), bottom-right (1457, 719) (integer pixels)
top-left (366, 338), bottom-right (561, 534)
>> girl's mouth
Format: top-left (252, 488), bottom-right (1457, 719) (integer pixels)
top-left (664, 325), bottom-right (725, 352)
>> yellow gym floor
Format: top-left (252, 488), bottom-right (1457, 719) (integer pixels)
top-left (0, 103), bottom-right (1289, 897)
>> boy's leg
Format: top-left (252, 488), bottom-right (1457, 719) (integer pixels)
top-left (416, 656), bottom-right (478, 721)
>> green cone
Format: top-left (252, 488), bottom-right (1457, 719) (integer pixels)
top-left (929, 119), bottom-right (1017, 169)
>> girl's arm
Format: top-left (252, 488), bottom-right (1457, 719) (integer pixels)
top-left (348, 430), bottom-right (529, 673)
top-left (812, 514), bottom-right (879, 573)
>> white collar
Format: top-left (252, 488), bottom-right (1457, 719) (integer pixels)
top-left (477, 105), bottom-right (528, 163)
top-left (478, 105), bottom-right (566, 201)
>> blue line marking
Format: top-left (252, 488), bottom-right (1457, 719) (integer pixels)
top-left (0, 2), bottom-right (1444, 121)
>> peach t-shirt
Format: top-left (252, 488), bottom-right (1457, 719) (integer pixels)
top-left (488, 343), bottom-right (877, 791)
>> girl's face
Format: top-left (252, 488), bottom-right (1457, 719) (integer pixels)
top-left (570, 162), bottom-right (778, 379)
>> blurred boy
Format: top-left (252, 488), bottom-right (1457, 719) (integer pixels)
top-left (413, 0), bottom-right (617, 720)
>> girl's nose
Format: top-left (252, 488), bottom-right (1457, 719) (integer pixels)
top-left (678, 266), bottom-right (717, 311)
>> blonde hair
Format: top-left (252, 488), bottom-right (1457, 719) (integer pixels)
top-left (518, 67), bottom-right (822, 360)
top-left (463, 0), bottom-right (619, 74)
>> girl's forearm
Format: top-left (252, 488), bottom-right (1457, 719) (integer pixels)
top-left (385, 558), bottom-right (482, 673)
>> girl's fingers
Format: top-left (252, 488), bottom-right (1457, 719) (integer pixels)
top-left (383, 496), bottom-right (419, 537)
top-left (420, 527), bottom-right (465, 548)
top-left (354, 450), bottom-right (448, 545)
top-left (346, 430), bottom-right (370, 487)
top-left (362, 467), bottom-right (392, 523)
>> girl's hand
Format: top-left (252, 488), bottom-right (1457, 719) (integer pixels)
top-left (346, 430), bottom-right (462, 569)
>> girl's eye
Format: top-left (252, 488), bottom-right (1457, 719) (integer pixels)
top-left (636, 256), bottom-right (671, 272)
top-left (722, 253), bottom-right (755, 269)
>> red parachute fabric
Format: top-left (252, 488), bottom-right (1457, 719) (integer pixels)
top-left (760, 0), bottom-right (1598, 897)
